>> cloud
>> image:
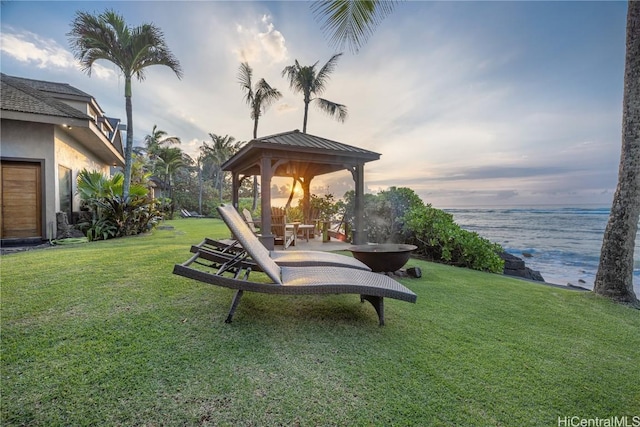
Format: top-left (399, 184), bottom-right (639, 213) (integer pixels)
top-left (0, 28), bottom-right (115, 79)
top-left (232, 14), bottom-right (288, 64)
top-left (276, 103), bottom-right (297, 113)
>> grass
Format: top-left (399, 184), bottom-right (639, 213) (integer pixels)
top-left (2, 218), bottom-right (639, 426)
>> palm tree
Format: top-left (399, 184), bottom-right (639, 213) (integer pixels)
top-left (201, 134), bottom-right (243, 204)
top-left (144, 125), bottom-right (181, 159)
top-left (143, 125), bottom-right (181, 181)
top-left (155, 147), bottom-right (186, 202)
top-left (238, 62), bottom-right (283, 210)
top-left (68, 9), bottom-right (183, 199)
top-left (282, 53), bottom-right (348, 134)
top-left (594, 0), bottom-right (639, 307)
top-left (238, 62), bottom-right (283, 139)
top-left (311, 0), bottom-right (398, 53)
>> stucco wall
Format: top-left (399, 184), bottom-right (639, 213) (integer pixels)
top-left (54, 127), bottom-right (110, 217)
top-left (1, 119), bottom-right (55, 239)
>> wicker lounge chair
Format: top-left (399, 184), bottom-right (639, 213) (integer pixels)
top-left (173, 207), bottom-right (417, 325)
top-left (207, 204), bottom-right (371, 271)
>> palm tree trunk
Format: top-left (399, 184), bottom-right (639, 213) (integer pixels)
top-left (198, 160), bottom-right (203, 214)
top-left (302, 96), bottom-right (310, 133)
top-left (594, 0), bottom-right (640, 306)
top-left (285, 178), bottom-right (298, 209)
top-left (252, 118), bottom-right (259, 210)
top-left (122, 77), bottom-right (134, 199)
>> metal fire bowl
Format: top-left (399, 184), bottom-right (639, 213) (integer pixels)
top-left (347, 244), bottom-right (418, 272)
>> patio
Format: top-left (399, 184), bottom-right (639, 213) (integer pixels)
top-left (279, 230), bottom-right (352, 252)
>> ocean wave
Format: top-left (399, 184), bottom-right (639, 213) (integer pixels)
top-left (446, 207), bottom-right (610, 216)
top-left (449, 207), bottom-right (639, 287)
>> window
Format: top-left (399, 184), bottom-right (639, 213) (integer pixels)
top-left (58, 165), bottom-right (72, 220)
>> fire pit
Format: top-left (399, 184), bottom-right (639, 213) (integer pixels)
top-left (347, 244), bottom-right (417, 272)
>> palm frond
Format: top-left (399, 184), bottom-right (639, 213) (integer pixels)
top-left (311, 0), bottom-right (397, 53)
top-left (238, 62), bottom-right (254, 105)
top-left (255, 78), bottom-right (283, 110)
top-left (315, 98), bottom-right (348, 122)
top-left (314, 53), bottom-right (343, 95)
top-left (69, 9), bottom-right (182, 80)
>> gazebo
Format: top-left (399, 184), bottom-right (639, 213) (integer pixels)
top-left (222, 129), bottom-right (381, 250)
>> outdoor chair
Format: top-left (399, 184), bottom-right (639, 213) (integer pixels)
top-left (271, 206), bottom-right (296, 249)
top-left (242, 208), bottom-right (260, 234)
top-left (173, 206), bottom-right (417, 325)
top-left (181, 208), bottom-right (204, 218)
top-left (199, 204), bottom-right (371, 271)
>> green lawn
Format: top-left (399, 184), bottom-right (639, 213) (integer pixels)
top-left (2, 218), bottom-right (639, 426)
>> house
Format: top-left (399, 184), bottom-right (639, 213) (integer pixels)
top-left (0, 73), bottom-right (125, 242)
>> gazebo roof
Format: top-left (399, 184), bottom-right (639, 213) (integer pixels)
top-left (222, 129), bottom-right (381, 178)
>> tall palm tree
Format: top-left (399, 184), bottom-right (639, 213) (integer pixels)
top-left (238, 62), bottom-right (283, 210)
top-left (282, 53), bottom-right (347, 133)
top-left (311, 0), bottom-right (398, 53)
top-left (201, 134), bottom-right (242, 204)
top-left (68, 9), bottom-right (183, 199)
top-left (594, 0), bottom-right (639, 307)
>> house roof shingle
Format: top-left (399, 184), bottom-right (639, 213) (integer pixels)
top-left (0, 73), bottom-right (90, 120)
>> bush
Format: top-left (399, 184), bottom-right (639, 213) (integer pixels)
top-left (403, 206), bottom-right (504, 273)
top-left (77, 169), bottom-right (161, 241)
top-left (340, 187), bottom-right (504, 273)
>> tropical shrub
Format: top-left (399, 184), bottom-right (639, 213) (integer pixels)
top-left (155, 197), bottom-right (173, 219)
top-left (341, 187), bottom-right (504, 273)
top-left (403, 206), bottom-right (504, 273)
top-left (286, 205), bottom-right (304, 222)
top-left (77, 169), bottom-right (161, 241)
top-left (309, 193), bottom-right (341, 221)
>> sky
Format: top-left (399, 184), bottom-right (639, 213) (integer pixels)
top-left (0, 0), bottom-right (629, 208)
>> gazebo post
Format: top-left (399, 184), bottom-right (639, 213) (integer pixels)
top-left (353, 163), bottom-right (366, 245)
top-left (259, 156), bottom-right (275, 250)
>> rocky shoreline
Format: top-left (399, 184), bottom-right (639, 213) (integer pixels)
top-left (500, 252), bottom-right (545, 282)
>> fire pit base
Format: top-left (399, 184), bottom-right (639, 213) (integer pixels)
top-left (347, 244), bottom-right (417, 272)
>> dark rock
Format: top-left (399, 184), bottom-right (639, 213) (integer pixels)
top-left (578, 279), bottom-right (586, 284)
top-left (522, 252), bottom-right (533, 258)
top-left (527, 269), bottom-right (545, 282)
top-left (499, 251), bottom-right (545, 282)
top-left (56, 212), bottom-right (85, 239)
top-left (407, 266), bottom-right (422, 278)
top-left (500, 252), bottom-right (525, 270)
top-left (567, 283), bottom-right (590, 291)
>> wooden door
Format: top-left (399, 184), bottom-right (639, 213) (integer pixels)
top-left (1, 161), bottom-right (42, 239)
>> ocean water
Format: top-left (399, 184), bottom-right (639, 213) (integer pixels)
top-left (445, 206), bottom-right (640, 295)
